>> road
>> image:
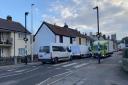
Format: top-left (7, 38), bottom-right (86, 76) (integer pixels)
top-left (0, 51), bottom-right (127, 85)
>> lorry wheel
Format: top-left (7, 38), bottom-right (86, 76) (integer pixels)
top-left (53, 57), bottom-right (58, 64)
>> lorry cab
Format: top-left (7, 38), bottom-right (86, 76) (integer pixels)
top-left (38, 43), bottom-right (71, 64)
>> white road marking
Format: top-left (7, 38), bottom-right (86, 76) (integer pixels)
top-left (74, 63), bottom-right (89, 69)
top-left (76, 78), bottom-right (87, 85)
top-left (36, 77), bottom-right (51, 85)
top-left (0, 67), bottom-right (39, 79)
top-left (36, 71), bottom-right (72, 85)
top-left (52, 62), bottom-right (68, 67)
top-left (55, 68), bottom-right (61, 70)
top-left (32, 66), bottom-right (36, 67)
top-left (48, 72), bottom-right (73, 85)
top-left (7, 69), bottom-right (16, 71)
top-left (52, 71), bottom-right (72, 78)
top-left (62, 63), bottom-right (77, 67)
top-left (15, 69), bottom-right (27, 73)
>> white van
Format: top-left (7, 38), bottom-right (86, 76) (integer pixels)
top-left (69, 44), bottom-right (89, 59)
top-left (38, 43), bottom-right (71, 64)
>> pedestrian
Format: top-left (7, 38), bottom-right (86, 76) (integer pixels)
top-left (25, 56), bottom-right (28, 65)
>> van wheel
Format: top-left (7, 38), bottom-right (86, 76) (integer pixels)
top-left (41, 61), bottom-right (45, 64)
top-left (69, 56), bottom-right (72, 61)
top-left (53, 57), bottom-right (58, 64)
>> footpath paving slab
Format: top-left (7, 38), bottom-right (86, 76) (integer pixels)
top-left (0, 62), bottom-right (41, 70)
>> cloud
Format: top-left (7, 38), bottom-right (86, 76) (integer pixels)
top-left (41, 0), bottom-right (128, 40)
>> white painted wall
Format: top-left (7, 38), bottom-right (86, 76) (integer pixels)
top-left (10, 32), bottom-right (31, 57)
top-left (63, 36), bottom-right (70, 44)
top-left (56, 35), bottom-right (59, 43)
top-left (56, 35), bottom-right (70, 44)
top-left (34, 24), bottom-right (55, 54)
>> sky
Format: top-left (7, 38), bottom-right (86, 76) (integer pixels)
top-left (0, 0), bottom-right (127, 40)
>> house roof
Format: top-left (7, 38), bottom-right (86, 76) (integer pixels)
top-left (0, 18), bottom-right (31, 34)
top-left (35, 21), bottom-right (88, 38)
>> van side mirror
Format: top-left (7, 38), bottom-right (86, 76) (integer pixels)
top-left (67, 47), bottom-right (71, 52)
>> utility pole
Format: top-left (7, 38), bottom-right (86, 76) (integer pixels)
top-left (93, 6), bottom-right (101, 64)
top-left (31, 4), bottom-right (35, 62)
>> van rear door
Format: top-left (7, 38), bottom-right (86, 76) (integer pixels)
top-left (38, 46), bottom-right (51, 59)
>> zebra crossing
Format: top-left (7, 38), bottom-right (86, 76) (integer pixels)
top-left (52, 61), bottom-right (90, 69)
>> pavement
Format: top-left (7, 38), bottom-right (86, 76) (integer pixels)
top-left (0, 51), bottom-right (127, 85)
top-left (0, 62), bottom-right (41, 70)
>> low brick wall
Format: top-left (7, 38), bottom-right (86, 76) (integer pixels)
top-left (0, 57), bottom-right (14, 65)
top-left (0, 55), bottom-right (39, 66)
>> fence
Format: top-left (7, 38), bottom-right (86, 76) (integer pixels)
top-left (0, 55), bottom-right (38, 66)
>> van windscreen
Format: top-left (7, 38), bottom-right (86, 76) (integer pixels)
top-left (39, 46), bottom-right (50, 53)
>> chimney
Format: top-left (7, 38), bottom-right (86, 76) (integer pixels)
top-left (90, 32), bottom-right (92, 36)
top-left (7, 16), bottom-right (12, 22)
top-left (63, 23), bottom-right (68, 28)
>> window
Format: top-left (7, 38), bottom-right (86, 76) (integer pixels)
top-left (52, 46), bottom-right (66, 52)
top-left (18, 48), bottom-right (25, 56)
top-left (70, 37), bottom-right (73, 44)
top-left (39, 46), bottom-right (50, 53)
top-left (59, 35), bottom-right (63, 43)
top-left (18, 33), bottom-right (25, 39)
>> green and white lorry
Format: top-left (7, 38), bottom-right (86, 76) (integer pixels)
top-left (91, 40), bottom-right (114, 58)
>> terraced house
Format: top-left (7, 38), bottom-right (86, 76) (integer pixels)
top-left (0, 16), bottom-right (31, 58)
top-left (34, 21), bottom-right (92, 55)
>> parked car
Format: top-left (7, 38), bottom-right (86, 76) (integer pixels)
top-left (122, 48), bottom-right (128, 72)
top-left (38, 43), bottom-right (71, 64)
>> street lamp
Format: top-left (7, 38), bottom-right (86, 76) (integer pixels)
top-left (93, 6), bottom-right (100, 40)
top-left (24, 12), bottom-right (29, 65)
top-left (24, 12), bottom-right (29, 43)
top-left (31, 4), bottom-right (35, 62)
top-left (93, 6), bottom-right (101, 64)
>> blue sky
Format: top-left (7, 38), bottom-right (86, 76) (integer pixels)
top-left (0, 0), bottom-right (52, 32)
top-left (0, 0), bottom-right (127, 40)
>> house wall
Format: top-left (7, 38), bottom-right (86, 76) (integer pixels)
top-left (10, 32), bottom-right (31, 57)
top-left (75, 37), bottom-right (85, 45)
top-left (0, 48), bottom-right (10, 57)
top-left (56, 35), bottom-right (70, 44)
top-left (34, 24), bottom-right (55, 54)
top-left (75, 37), bottom-right (91, 46)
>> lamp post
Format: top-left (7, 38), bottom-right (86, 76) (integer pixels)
top-left (24, 12), bottom-right (29, 65)
top-left (93, 6), bottom-right (101, 64)
top-left (93, 6), bottom-right (100, 39)
top-left (31, 4), bottom-right (35, 62)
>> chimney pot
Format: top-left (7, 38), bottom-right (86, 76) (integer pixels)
top-left (7, 16), bottom-right (12, 21)
top-left (64, 23), bottom-right (68, 28)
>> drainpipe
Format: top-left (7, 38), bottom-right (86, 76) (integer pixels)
top-left (14, 32), bottom-right (17, 64)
